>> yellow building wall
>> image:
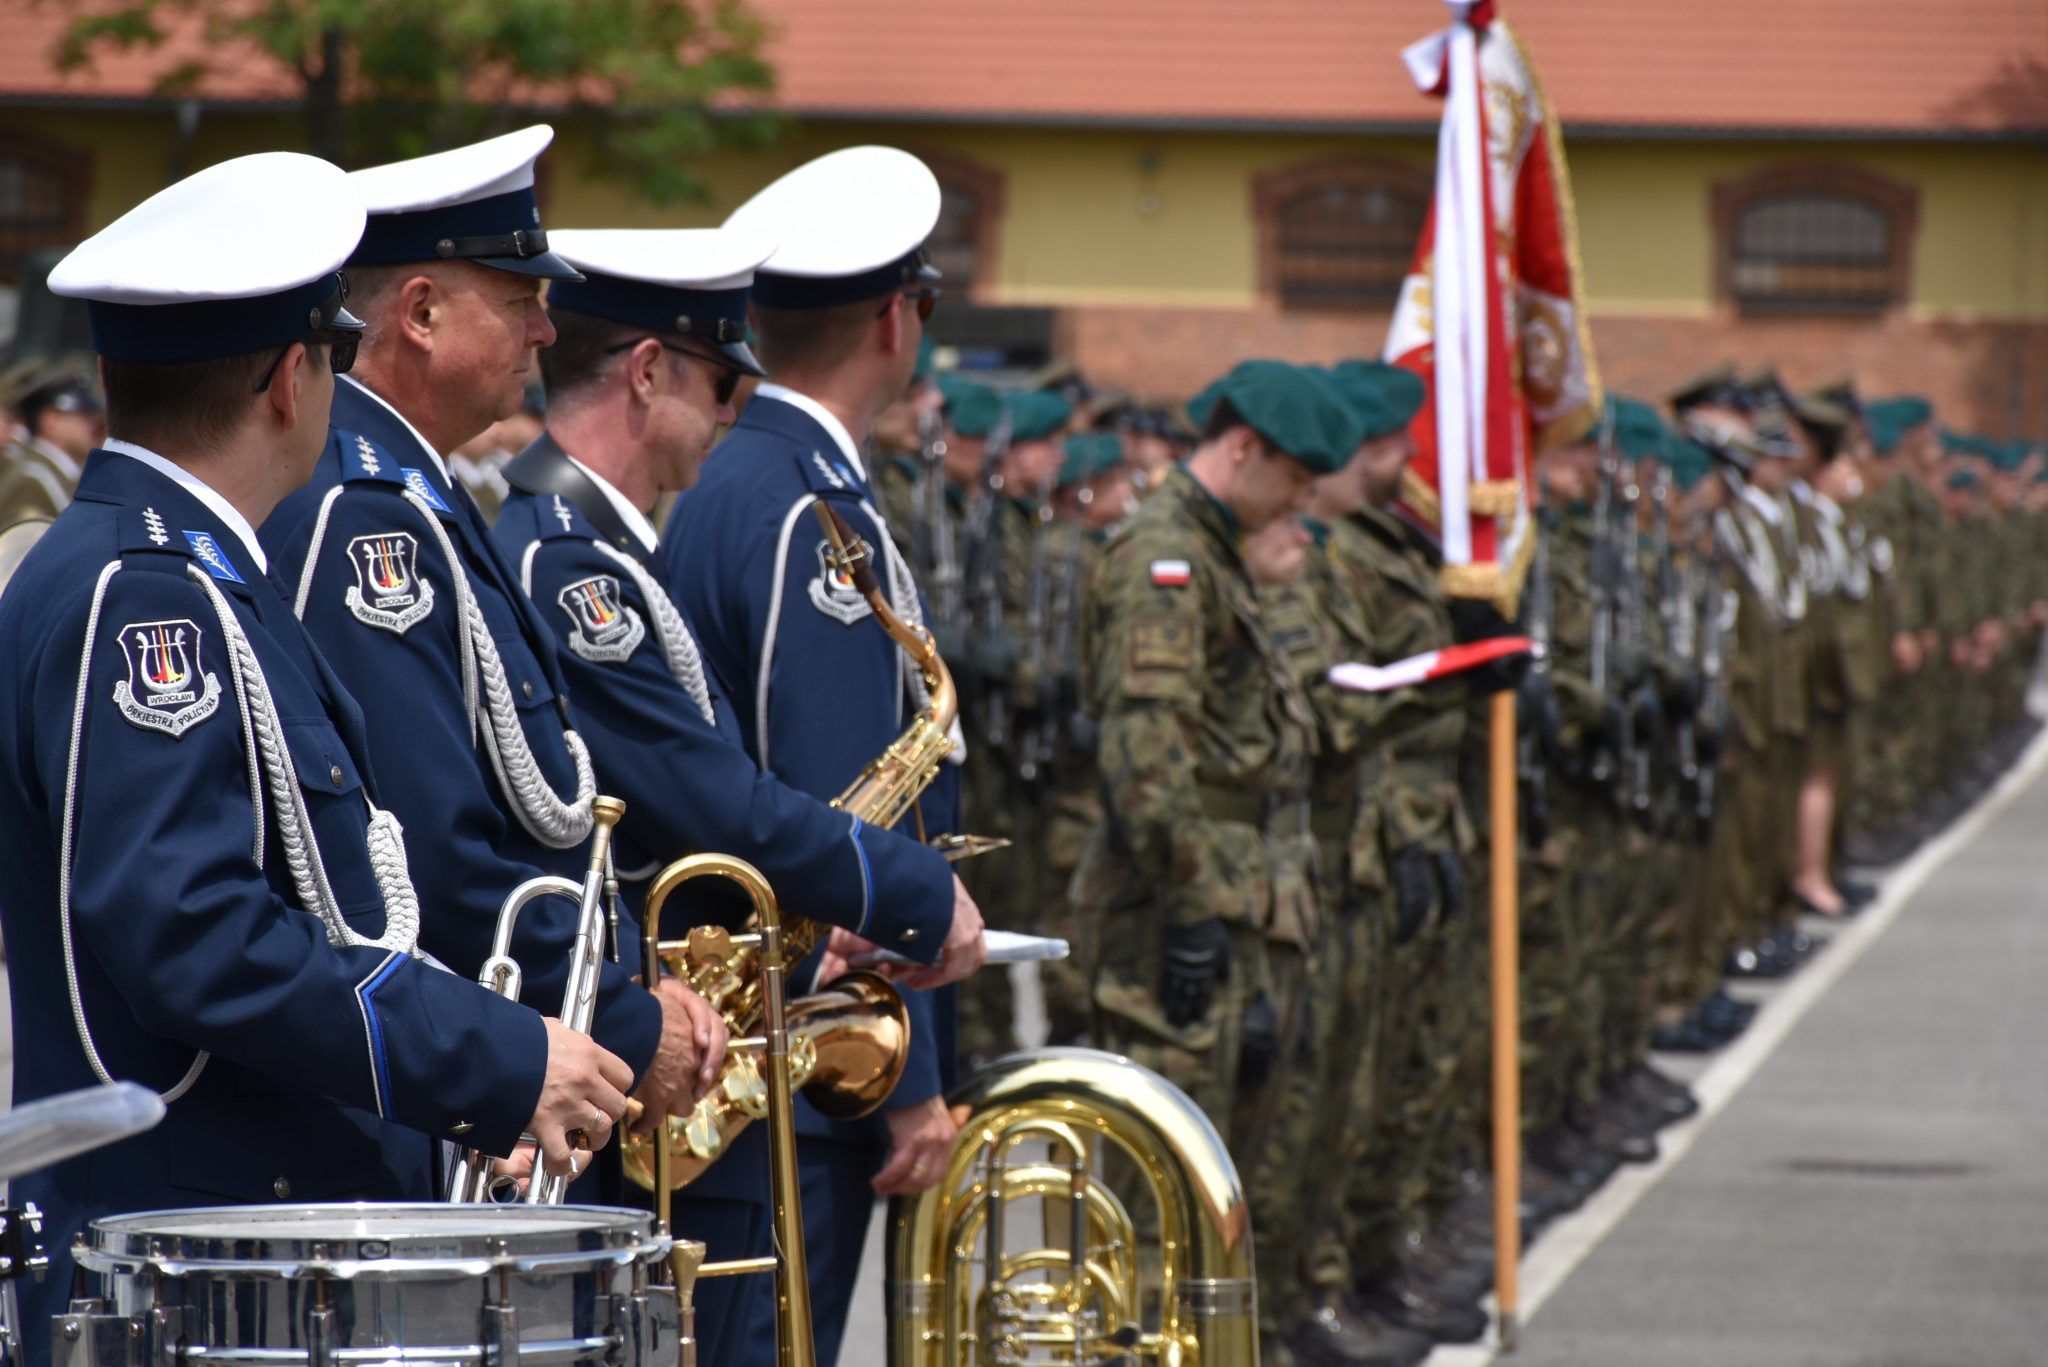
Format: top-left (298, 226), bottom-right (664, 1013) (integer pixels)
top-left (7, 104), bottom-right (2046, 319)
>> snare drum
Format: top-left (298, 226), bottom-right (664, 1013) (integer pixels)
top-left (54, 1203), bottom-right (700, 1366)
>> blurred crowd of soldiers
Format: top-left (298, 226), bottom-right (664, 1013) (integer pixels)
top-left (6, 338), bottom-right (2043, 1367)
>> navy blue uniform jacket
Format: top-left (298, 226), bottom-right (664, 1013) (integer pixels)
top-left (661, 393), bottom-right (962, 1135)
top-left (0, 452), bottom-right (547, 1362)
top-left (490, 443), bottom-right (954, 951)
top-left (261, 378), bottom-right (662, 1078)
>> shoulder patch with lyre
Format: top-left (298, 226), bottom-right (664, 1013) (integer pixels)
top-left (344, 531), bottom-right (435, 634)
top-left (557, 573), bottom-right (646, 663)
top-left (114, 617), bottom-right (223, 737)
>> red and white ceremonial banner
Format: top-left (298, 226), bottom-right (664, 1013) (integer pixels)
top-left (1384, 0), bottom-right (1601, 609)
top-left (1327, 636), bottom-right (1535, 694)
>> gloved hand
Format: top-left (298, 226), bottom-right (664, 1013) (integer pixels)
top-left (1434, 850), bottom-right (1468, 922)
top-left (1160, 918), bottom-right (1230, 1028)
top-left (1465, 649), bottom-right (1534, 697)
top-left (1630, 683), bottom-right (1664, 746)
top-left (1669, 667), bottom-right (1705, 722)
top-left (1237, 991), bottom-right (1279, 1087)
top-left (1391, 844), bottom-right (1435, 944)
top-left (1517, 671), bottom-right (1566, 761)
top-left (1449, 598), bottom-right (1517, 642)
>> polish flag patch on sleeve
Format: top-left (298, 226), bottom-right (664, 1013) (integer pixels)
top-left (1150, 559), bottom-right (1191, 587)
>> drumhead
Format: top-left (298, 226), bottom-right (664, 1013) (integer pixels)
top-left (82, 1202), bottom-right (667, 1280)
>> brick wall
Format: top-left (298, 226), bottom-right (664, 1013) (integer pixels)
top-left (1063, 305), bottom-right (2048, 440)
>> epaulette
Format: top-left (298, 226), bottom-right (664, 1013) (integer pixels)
top-left (799, 447), bottom-right (866, 499)
top-left (336, 429), bottom-right (407, 486)
top-left (117, 504), bottom-right (248, 584)
top-left (532, 490), bottom-right (603, 543)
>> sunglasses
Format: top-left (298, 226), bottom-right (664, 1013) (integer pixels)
top-left (876, 286), bottom-right (941, 324)
top-left (252, 330), bottom-right (360, 393)
top-left (253, 275), bottom-right (360, 393)
top-left (606, 337), bottom-right (746, 406)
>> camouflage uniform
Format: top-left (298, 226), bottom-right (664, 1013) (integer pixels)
top-left (1317, 506), bottom-right (1477, 1276)
top-left (1072, 464), bottom-right (1320, 1345)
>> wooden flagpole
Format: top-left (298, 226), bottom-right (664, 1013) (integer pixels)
top-left (1489, 687), bottom-right (1521, 1350)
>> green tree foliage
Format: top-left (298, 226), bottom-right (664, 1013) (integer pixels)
top-left (56, 0), bottom-right (779, 202)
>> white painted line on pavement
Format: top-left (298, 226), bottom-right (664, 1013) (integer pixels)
top-left (1429, 726), bottom-right (2048, 1366)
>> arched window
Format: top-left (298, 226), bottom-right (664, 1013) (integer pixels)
top-left (1255, 156), bottom-right (1430, 311)
top-left (0, 134), bottom-right (90, 283)
top-left (910, 149), bottom-right (1004, 302)
top-left (1713, 166), bottom-right (1918, 315)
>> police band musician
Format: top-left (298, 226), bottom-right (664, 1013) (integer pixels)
top-left (0, 152), bottom-right (636, 1365)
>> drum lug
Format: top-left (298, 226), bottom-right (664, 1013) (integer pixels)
top-left (50, 1300), bottom-right (179, 1367)
top-left (604, 1285), bottom-right (683, 1367)
top-left (305, 1304), bottom-right (336, 1367)
top-left (480, 1301), bottom-right (519, 1367)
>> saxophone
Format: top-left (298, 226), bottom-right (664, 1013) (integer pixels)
top-left (620, 501), bottom-right (971, 1192)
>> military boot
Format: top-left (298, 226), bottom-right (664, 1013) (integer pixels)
top-left (1289, 1295), bottom-right (1432, 1367)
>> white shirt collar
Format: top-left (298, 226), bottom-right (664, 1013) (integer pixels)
top-left (566, 454), bottom-right (660, 554)
top-left (102, 438), bottom-right (269, 575)
top-left (753, 383), bottom-right (867, 485)
top-left (339, 374), bottom-right (451, 482)
top-left (27, 436), bottom-right (82, 483)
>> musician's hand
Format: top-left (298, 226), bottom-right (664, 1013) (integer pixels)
top-left (530, 1018), bottom-right (633, 1180)
top-left (873, 1095), bottom-right (958, 1196)
top-left (632, 979), bottom-right (728, 1122)
top-left (896, 875), bottom-right (988, 991)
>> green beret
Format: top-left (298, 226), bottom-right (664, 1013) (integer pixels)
top-left (945, 380), bottom-right (1002, 437)
top-left (1204, 359), bottom-right (1367, 476)
top-left (1185, 380), bottom-right (1224, 431)
top-left (1987, 439), bottom-right (2032, 473)
top-left (1059, 431), bottom-right (1124, 487)
top-left (1661, 438), bottom-right (1714, 492)
top-left (1008, 389), bottom-right (1072, 442)
top-left (1866, 396), bottom-right (1933, 432)
top-left (1947, 466), bottom-right (1981, 492)
top-left (1327, 359), bottom-right (1426, 441)
top-left (1606, 394), bottom-right (1672, 463)
top-left (1942, 428), bottom-right (1996, 459)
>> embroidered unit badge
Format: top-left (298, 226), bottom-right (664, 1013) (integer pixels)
top-left (114, 618), bottom-right (223, 737)
top-left (345, 531), bottom-right (436, 634)
top-left (557, 573), bottom-right (646, 663)
top-left (808, 536), bottom-right (874, 625)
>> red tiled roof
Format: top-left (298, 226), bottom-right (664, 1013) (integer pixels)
top-left (4, 0), bottom-right (2045, 135)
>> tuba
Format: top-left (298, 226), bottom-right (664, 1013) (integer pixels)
top-left (888, 1048), bottom-right (1260, 1367)
top-left (620, 500), bottom-right (976, 1192)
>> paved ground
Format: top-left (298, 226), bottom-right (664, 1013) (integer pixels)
top-left (1496, 745), bottom-right (2048, 1367)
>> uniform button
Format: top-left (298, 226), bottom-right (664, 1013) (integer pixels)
top-left (450, 1121), bottom-right (474, 1136)
top-left (272, 1176), bottom-right (292, 1200)
top-left (330, 765), bottom-right (345, 789)
top-left (900, 928), bottom-right (919, 943)
top-left (522, 681), bottom-right (534, 700)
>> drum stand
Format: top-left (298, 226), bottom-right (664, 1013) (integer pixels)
top-left (0, 1200), bottom-right (49, 1367)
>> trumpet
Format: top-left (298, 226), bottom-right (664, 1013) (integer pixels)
top-left (449, 794), bottom-right (626, 1205)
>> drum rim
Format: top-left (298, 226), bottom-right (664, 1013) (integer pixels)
top-left (80, 1202), bottom-right (697, 1282)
